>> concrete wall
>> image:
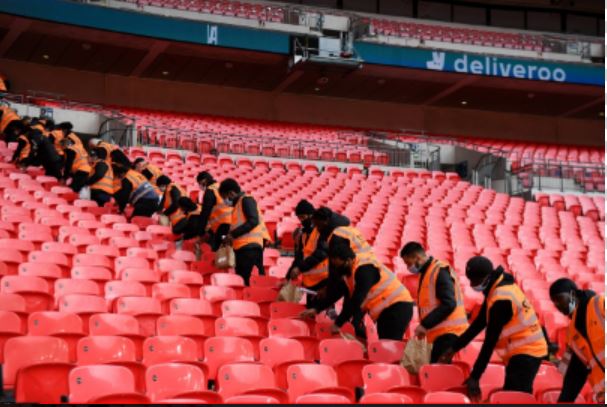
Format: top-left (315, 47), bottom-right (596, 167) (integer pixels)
top-left (1, 58), bottom-right (602, 147)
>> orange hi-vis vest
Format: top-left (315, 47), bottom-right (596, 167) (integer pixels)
top-left (417, 258), bottom-right (469, 343)
top-left (231, 194), bottom-right (271, 250)
top-left (207, 183), bottom-right (233, 232)
top-left (98, 141), bottom-right (117, 159)
top-left (486, 274), bottom-right (548, 364)
top-left (125, 169), bottom-right (158, 205)
top-left (17, 134), bottom-right (31, 161)
top-left (67, 142), bottom-right (91, 174)
top-left (31, 123), bottom-right (48, 137)
top-left (50, 129), bottom-right (65, 156)
top-left (0, 106), bottom-right (19, 133)
top-left (67, 132), bottom-right (82, 147)
top-left (163, 183), bottom-right (187, 226)
top-left (90, 160), bottom-right (115, 195)
top-left (345, 252), bottom-right (412, 321)
top-left (144, 163), bottom-right (163, 185)
top-left (564, 295), bottom-right (605, 399)
top-left (0, 78), bottom-right (6, 92)
top-left (330, 226), bottom-right (373, 256)
top-left (301, 227), bottom-right (329, 288)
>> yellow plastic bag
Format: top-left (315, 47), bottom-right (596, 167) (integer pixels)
top-left (276, 282), bottom-right (303, 303)
top-left (401, 338), bottom-right (432, 374)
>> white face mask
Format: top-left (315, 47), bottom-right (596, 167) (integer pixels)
top-left (408, 264), bottom-right (420, 274)
top-left (224, 198), bottom-right (234, 206)
top-left (472, 276), bottom-right (490, 292)
top-left (567, 293), bottom-right (576, 315)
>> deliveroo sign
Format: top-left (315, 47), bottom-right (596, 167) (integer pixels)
top-left (354, 42), bottom-right (603, 86)
top-left (426, 51), bottom-right (567, 82)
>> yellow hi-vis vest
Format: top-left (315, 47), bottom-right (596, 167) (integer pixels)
top-left (417, 258), bottom-right (469, 343)
top-left (486, 274), bottom-right (548, 364)
top-left (330, 226), bottom-right (373, 256)
top-left (68, 142), bottom-right (91, 174)
top-left (231, 194), bottom-right (271, 250)
top-left (563, 295), bottom-right (605, 400)
top-left (345, 252), bottom-right (412, 321)
top-left (90, 160), bottom-right (115, 194)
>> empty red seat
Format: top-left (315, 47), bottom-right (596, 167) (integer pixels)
top-left (367, 340), bottom-right (406, 363)
top-left (359, 392), bottom-right (413, 403)
top-left (4, 336), bottom-right (71, 393)
top-left (28, 311), bottom-right (85, 361)
top-left (319, 338), bottom-right (370, 389)
top-left (69, 364), bottom-right (140, 403)
top-left (419, 364), bottom-right (465, 392)
top-left (146, 362), bottom-right (220, 402)
top-left (362, 363), bottom-right (414, 395)
top-left (489, 390), bottom-right (538, 403)
top-left (115, 296), bottom-right (162, 337)
top-left (424, 391), bottom-right (471, 403)
top-left (203, 336), bottom-right (255, 380)
top-left (295, 393), bottom-right (352, 404)
top-left (286, 363), bottom-right (354, 403)
top-left (88, 313), bottom-right (145, 359)
top-left (259, 337), bottom-right (308, 388)
top-left (217, 363), bottom-right (287, 402)
top-left (0, 310), bottom-right (23, 363)
top-left (156, 315), bottom-right (209, 357)
top-left (1, 275), bottom-right (53, 312)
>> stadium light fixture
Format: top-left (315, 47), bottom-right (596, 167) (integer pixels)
top-left (461, 100), bottom-right (468, 105)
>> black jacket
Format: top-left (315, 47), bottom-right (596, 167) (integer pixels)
top-left (298, 211), bottom-right (350, 273)
top-left (453, 268), bottom-right (549, 380)
top-left (198, 182), bottom-right (219, 234)
top-left (87, 161), bottom-right (109, 187)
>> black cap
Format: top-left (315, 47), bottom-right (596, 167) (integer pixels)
top-left (295, 199), bottom-right (315, 216)
top-left (465, 256), bottom-right (494, 281)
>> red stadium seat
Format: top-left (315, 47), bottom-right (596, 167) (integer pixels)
top-left (156, 315), bottom-right (209, 357)
top-left (367, 340), bottom-right (406, 363)
top-left (359, 392), bottom-right (413, 403)
top-left (424, 391), bottom-right (471, 403)
top-left (1, 275), bottom-right (53, 312)
top-left (68, 364), bottom-right (140, 403)
top-left (295, 393), bottom-right (352, 404)
top-left (203, 336), bottom-right (256, 380)
top-left (28, 311), bottom-right (85, 362)
top-left (489, 390), bottom-right (538, 403)
top-left (217, 363), bottom-right (288, 402)
top-left (116, 296), bottom-right (162, 337)
top-left (76, 335), bottom-right (145, 392)
top-left (146, 363), bottom-right (220, 402)
top-left (286, 363), bottom-right (355, 403)
top-left (419, 364), bottom-right (465, 392)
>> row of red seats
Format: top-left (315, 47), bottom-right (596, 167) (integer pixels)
top-left (370, 19), bottom-right (546, 51)
top-left (127, 0), bottom-right (285, 22)
top-left (3, 331), bottom-right (573, 403)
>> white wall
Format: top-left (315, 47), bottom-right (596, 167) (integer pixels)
top-left (9, 102), bottom-right (104, 135)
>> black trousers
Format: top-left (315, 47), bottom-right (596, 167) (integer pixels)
top-left (69, 171), bottom-right (89, 193)
top-left (90, 189), bottom-right (112, 207)
top-left (376, 301), bottom-right (413, 340)
top-left (305, 279), bottom-right (328, 309)
top-left (430, 333), bottom-right (459, 363)
top-left (209, 224), bottom-right (231, 252)
top-left (234, 245), bottom-right (264, 286)
top-left (43, 160), bottom-right (63, 179)
top-left (132, 198), bottom-right (159, 218)
top-left (503, 354), bottom-right (543, 394)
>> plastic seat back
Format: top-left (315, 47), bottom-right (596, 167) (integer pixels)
top-left (268, 318), bottom-right (310, 338)
top-left (419, 364), bottom-right (465, 392)
top-left (89, 313), bottom-right (142, 336)
top-left (360, 392), bottom-right (412, 404)
top-left (490, 391), bottom-right (538, 404)
top-left (77, 335), bottom-right (137, 364)
top-left (424, 391), bottom-right (471, 403)
top-left (295, 393), bottom-right (352, 404)
top-left (203, 336), bottom-right (255, 380)
top-left (69, 364), bottom-right (136, 403)
top-left (367, 340), bottom-right (406, 363)
top-left (28, 311), bottom-right (83, 334)
top-left (217, 363), bottom-right (278, 399)
top-left (142, 335), bottom-right (198, 366)
top-left (4, 336), bottom-right (70, 388)
top-left (362, 363), bottom-right (413, 394)
top-left (146, 362), bottom-right (206, 401)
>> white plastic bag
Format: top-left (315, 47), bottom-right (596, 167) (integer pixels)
top-left (79, 186), bottom-right (91, 200)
